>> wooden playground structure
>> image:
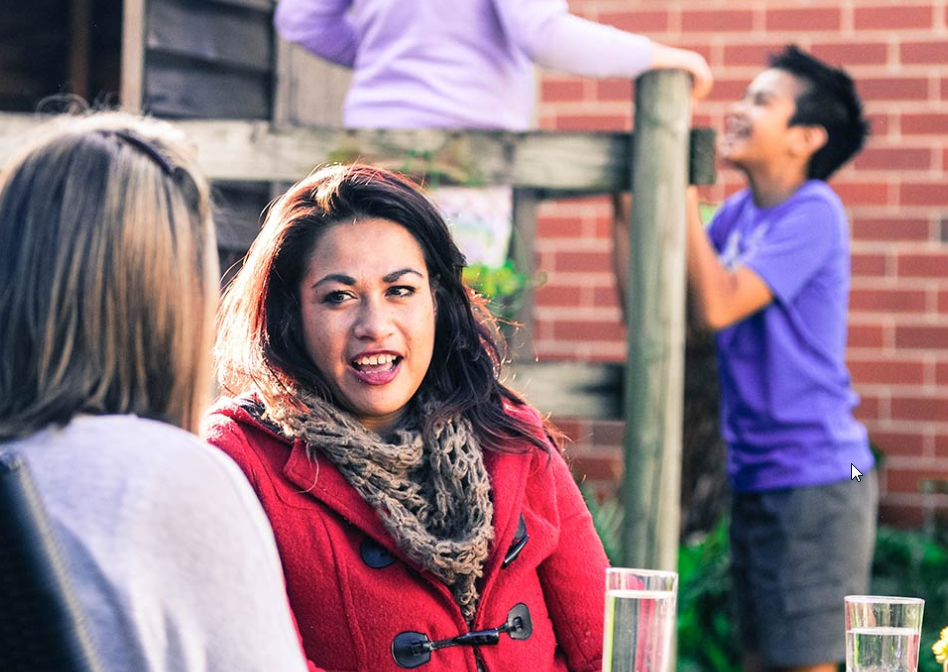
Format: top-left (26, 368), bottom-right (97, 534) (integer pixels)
top-left (0, 0), bottom-right (718, 572)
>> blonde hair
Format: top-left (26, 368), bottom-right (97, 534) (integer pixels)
top-left (0, 111), bottom-right (218, 438)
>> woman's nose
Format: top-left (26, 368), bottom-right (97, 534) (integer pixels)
top-left (352, 298), bottom-right (395, 340)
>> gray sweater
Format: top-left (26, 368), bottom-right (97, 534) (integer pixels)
top-left (15, 415), bottom-right (308, 672)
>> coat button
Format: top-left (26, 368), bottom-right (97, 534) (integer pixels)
top-left (361, 538), bottom-right (396, 569)
top-left (503, 514), bottom-right (529, 568)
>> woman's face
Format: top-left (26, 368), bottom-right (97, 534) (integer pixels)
top-left (298, 218), bottom-right (437, 435)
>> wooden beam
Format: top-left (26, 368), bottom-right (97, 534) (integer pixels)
top-left (207, 0), bottom-right (273, 11)
top-left (121, 0), bottom-right (146, 111)
top-left (507, 188), bottom-right (539, 358)
top-left (621, 69), bottom-right (690, 571)
top-left (504, 362), bottom-right (622, 421)
top-left (0, 113), bottom-right (716, 193)
top-left (68, 0), bottom-right (92, 100)
top-left (146, 0), bottom-right (273, 74)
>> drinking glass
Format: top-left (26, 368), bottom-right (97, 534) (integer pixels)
top-left (603, 568), bottom-right (678, 672)
top-left (845, 595), bottom-right (925, 672)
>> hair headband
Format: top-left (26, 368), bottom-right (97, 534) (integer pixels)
top-left (109, 130), bottom-right (175, 176)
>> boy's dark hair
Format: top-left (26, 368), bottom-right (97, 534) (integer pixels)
top-left (770, 45), bottom-right (870, 180)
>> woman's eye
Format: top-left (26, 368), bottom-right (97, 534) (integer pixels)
top-left (322, 290), bottom-right (351, 305)
top-left (388, 285), bottom-right (416, 298)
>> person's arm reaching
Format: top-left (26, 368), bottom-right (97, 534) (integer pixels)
top-left (274, 0), bottom-right (357, 67)
top-left (649, 43), bottom-right (714, 100)
top-left (494, 0), bottom-right (713, 99)
top-left (685, 187), bottom-right (773, 331)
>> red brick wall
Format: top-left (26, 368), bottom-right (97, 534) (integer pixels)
top-left (534, 0), bottom-right (948, 528)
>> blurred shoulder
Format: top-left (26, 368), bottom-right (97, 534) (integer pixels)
top-left (17, 414), bottom-right (262, 529)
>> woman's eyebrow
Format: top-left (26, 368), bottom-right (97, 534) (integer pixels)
top-left (383, 268), bottom-right (425, 283)
top-left (311, 268), bottom-right (424, 289)
top-left (312, 273), bottom-right (356, 289)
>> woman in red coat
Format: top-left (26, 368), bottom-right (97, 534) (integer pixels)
top-left (202, 164), bottom-right (609, 672)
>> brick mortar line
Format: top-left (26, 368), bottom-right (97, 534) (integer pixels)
top-left (884, 456), bottom-right (948, 469)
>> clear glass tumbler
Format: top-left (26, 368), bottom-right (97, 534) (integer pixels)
top-left (603, 568), bottom-right (678, 672)
top-left (845, 595), bottom-right (925, 672)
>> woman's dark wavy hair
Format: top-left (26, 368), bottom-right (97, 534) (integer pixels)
top-left (771, 44), bottom-right (870, 181)
top-left (215, 163), bottom-right (556, 453)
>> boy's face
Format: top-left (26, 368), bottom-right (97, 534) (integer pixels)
top-left (722, 68), bottom-right (808, 174)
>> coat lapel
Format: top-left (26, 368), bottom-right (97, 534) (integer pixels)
top-left (282, 438), bottom-right (394, 545)
top-left (478, 447), bottom-right (533, 592)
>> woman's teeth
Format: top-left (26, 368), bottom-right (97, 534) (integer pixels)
top-left (353, 354), bottom-right (397, 369)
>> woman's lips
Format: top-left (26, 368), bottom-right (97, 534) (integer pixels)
top-left (350, 356), bottom-right (402, 385)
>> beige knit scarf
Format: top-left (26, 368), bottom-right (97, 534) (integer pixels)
top-left (271, 393), bottom-right (494, 624)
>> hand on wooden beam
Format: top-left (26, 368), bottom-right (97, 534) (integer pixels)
top-left (650, 44), bottom-right (714, 101)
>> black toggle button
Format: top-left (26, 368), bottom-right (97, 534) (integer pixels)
top-left (391, 603), bottom-right (533, 668)
top-left (360, 538), bottom-right (396, 569)
top-left (503, 603), bottom-right (533, 641)
top-left (502, 514), bottom-right (529, 568)
top-left (391, 631), bottom-right (433, 669)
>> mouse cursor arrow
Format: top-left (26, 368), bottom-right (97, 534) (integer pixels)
top-left (851, 464), bottom-right (863, 482)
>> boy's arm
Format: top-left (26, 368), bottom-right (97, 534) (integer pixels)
top-left (686, 187), bottom-right (773, 331)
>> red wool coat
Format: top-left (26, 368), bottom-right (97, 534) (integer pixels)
top-left (202, 398), bottom-right (609, 672)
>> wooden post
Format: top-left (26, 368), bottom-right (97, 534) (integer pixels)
top-left (68, 0), bottom-right (92, 101)
top-left (508, 188), bottom-right (539, 359)
top-left (120, 0), bottom-right (146, 111)
top-left (620, 69), bottom-right (691, 571)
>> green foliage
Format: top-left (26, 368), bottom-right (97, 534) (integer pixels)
top-left (677, 520), bottom-right (740, 672)
top-left (871, 526), bottom-right (948, 672)
top-left (580, 484), bottom-right (623, 565)
top-left (462, 260), bottom-right (530, 322)
top-left (579, 487), bottom-right (948, 672)
top-left (698, 202), bottom-right (718, 226)
top-left (463, 260), bottom-right (528, 303)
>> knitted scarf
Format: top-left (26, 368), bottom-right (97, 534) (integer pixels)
top-left (271, 393), bottom-right (494, 624)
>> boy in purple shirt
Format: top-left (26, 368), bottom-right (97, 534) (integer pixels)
top-left (687, 46), bottom-right (875, 672)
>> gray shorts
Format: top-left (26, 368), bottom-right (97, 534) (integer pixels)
top-left (730, 473), bottom-right (878, 667)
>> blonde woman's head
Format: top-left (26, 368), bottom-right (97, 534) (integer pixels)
top-left (0, 111), bottom-right (218, 438)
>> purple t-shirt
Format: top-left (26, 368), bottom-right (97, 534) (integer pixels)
top-left (708, 181), bottom-right (873, 492)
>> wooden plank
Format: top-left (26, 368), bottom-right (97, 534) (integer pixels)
top-left (0, 0), bottom-right (63, 38)
top-left (0, 2), bottom-right (68, 111)
top-left (273, 41), bottom-right (350, 128)
top-left (144, 56), bottom-right (271, 119)
top-left (504, 362), bottom-right (622, 420)
top-left (0, 113), bottom-right (716, 191)
top-left (206, 0), bottom-right (273, 11)
top-left (147, 0), bottom-right (272, 73)
top-left (121, 0), bottom-right (146, 111)
top-left (212, 181), bottom-right (270, 251)
top-left (68, 0), bottom-right (93, 100)
top-left (507, 189), bottom-right (538, 359)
